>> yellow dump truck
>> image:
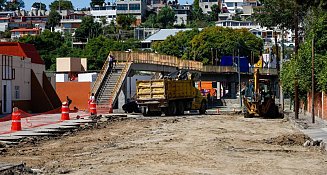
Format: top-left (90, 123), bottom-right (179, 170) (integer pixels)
top-left (136, 79), bottom-right (207, 116)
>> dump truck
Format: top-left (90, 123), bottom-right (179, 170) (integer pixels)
top-left (243, 69), bottom-right (281, 118)
top-left (136, 71), bottom-right (207, 116)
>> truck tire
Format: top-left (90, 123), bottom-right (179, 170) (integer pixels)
top-left (199, 101), bottom-right (207, 114)
top-left (164, 101), bottom-right (177, 116)
top-left (176, 101), bottom-right (185, 116)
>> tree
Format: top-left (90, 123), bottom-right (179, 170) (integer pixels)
top-left (19, 30), bottom-right (65, 70)
top-left (32, 2), bottom-right (47, 10)
top-left (90, 0), bottom-right (105, 7)
top-left (142, 13), bottom-right (158, 28)
top-left (153, 27), bottom-right (263, 64)
top-left (49, 0), bottom-right (74, 11)
top-left (116, 14), bottom-right (136, 30)
top-left (193, 0), bottom-right (200, 10)
top-left (209, 4), bottom-right (220, 21)
top-left (190, 27), bottom-right (263, 64)
top-left (103, 20), bottom-right (117, 38)
top-left (84, 36), bottom-right (140, 70)
top-left (157, 6), bottom-right (175, 28)
top-left (5, 0), bottom-right (24, 11)
top-left (46, 10), bottom-right (61, 29)
top-left (152, 29), bottom-right (200, 58)
top-left (75, 16), bottom-right (102, 39)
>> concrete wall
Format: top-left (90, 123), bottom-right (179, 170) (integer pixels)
top-left (31, 63), bottom-right (45, 87)
top-left (56, 82), bottom-right (92, 110)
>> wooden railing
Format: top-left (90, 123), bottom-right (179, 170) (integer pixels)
top-left (111, 51), bottom-right (203, 71)
top-left (111, 51), bottom-right (278, 75)
top-left (91, 54), bottom-right (111, 96)
top-left (202, 65), bottom-right (237, 73)
top-left (108, 55), bottom-right (132, 105)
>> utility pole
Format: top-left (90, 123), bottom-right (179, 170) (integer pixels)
top-left (294, 4), bottom-right (299, 120)
top-left (238, 48), bottom-right (242, 108)
top-left (312, 36), bottom-right (315, 123)
top-left (280, 30), bottom-right (284, 112)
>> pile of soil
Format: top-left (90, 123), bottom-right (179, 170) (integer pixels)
top-left (264, 133), bottom-right (310, 146)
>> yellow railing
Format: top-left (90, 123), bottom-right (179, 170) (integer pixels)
top-left (91, 54), bottom-right (111, 95)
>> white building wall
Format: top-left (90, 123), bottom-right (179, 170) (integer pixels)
top-left (56, 74), bottom-right (69, 82)
top-left (0, 23), bottom-right (8, 32)
top-left (175, 14), bottom-right (188, 25)
top-left (78, 73), bottom-right (98, 82)
top-left (0, 54), bottom-right (45, 113)
top-left (90, 10), bottom-right (116, 24)
top-left (12, 56), bottom-right (32, 101)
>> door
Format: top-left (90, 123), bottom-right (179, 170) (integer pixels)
top-left (2, 81), bottom-right (12, 114)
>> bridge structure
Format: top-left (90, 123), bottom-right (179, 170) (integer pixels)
top-left (91, 51), bottom-right (279, 110)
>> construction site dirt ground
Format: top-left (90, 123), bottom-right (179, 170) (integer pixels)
top-left (2, 114), bottom-right (327, 175)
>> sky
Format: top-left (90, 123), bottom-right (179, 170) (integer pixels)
top-left (25, 0), bottom-right (193, 10)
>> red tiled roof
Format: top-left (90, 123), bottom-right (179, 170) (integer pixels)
top-left (11, 28), bottom-right (41, 32)
top-left (0, 42), bottom-right (44, 64)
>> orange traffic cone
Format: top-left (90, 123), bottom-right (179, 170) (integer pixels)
top-left (11, 107), bottom-right (22, 131)
top-left (109, 100), bottom-right (113, 113)
top-left (90, 101), bottom-right (97, 115)
top-left (61, 102), bottom-right (70, 120)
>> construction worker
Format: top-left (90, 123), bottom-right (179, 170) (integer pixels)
top-left (67, 96), bottom-right (72, 108)
top-left (89, 93), bottom-right (95, 103)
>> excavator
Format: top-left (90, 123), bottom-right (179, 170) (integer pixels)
top-left (243, 68), bottom-right (281, 118)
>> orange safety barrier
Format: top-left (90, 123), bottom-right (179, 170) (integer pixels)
top-left (11, 107), bottom-right (21, 131)
top-left (61, 102), bottom-right (70, 120)
top-left (90, 102), bottom-right (97, 115)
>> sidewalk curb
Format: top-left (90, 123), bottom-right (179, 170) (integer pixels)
top-left (284, 112), bottom-right (327, 151)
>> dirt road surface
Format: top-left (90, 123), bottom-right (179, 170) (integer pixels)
top-left (1, 114), bottom-right (327, 175)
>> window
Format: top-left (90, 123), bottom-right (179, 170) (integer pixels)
top-left (15, 86), bottom-right (19, 99)
top-left (226, 2), bottom-right (233, 7)
top-left (129, 4), bottom-right (140, 10)
top-left (2, 55), bottom-right (14, 80)
top-left (205, 5), bottom-right (208, 8)
top-left (117, 4), bottom-right (128, 10)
